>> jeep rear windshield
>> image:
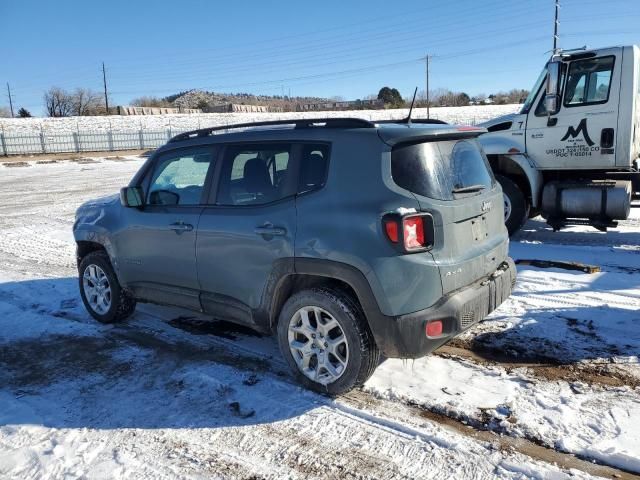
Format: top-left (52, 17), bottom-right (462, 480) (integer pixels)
top-left (391, 139), bottom-right (494, 200)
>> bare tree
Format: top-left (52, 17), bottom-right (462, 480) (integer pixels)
top-left (0, 106), bottom-right (11, 118)
top-left (72, 88), bottom-right (101, 116)
top-left (130, 96), bottom-right (172, 108)
top-left (44, 87), bottom-right (74, 117)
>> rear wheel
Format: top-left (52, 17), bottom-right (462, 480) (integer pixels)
top-left (496, 174), bottom-right (529, 236)
top-left (79, 251), bottom-right (136, 324)
top-left (277, 288), bottom-right (380, 396)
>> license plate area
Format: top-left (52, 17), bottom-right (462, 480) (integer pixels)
top-left (471, 215), bottom-right (488, 243)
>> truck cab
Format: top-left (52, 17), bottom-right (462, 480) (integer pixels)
top-left (479, 45), bottom-right (640, 234)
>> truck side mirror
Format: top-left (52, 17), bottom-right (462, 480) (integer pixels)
top-left (544, 61), bottom-right (561, 115)
top-left (120, 186), bottom-right (144, 207)
top-left (544, 94), bottom-right (560, 116)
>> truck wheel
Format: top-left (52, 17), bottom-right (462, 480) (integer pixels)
top-left (79, 251), bottom-right (136, 324)
top-left (496, 174), bottom-right (529, 236)
top-left (277, 287), bottom-right (380, 396)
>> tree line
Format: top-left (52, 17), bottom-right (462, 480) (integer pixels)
top-left (43, 87), bottom-right (108, 117)
top-left (376, 87), bottom-right (529, 108)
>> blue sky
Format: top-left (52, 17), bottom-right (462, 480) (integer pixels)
top-left (2, 0), bottom-right (639, 115)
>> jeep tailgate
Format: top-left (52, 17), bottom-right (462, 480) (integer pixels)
top-left (418, 188), bottom-right (508, 293)
top-left (390, 137), bottom-right (509, 294)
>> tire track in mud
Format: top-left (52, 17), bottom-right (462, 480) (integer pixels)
top-left (436, 343), bottom-right (640, 389)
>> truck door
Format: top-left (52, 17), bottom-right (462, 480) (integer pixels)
top-left (525, 48), bottom-right (622, 170)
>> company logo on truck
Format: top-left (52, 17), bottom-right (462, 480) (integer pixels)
top-left (547, 118), bottom-right (599, 157)
top-left (560, 119), bottom-right (595, 146)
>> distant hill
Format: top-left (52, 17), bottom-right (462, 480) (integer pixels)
top-left (166, 90), bottom-right (330, 112)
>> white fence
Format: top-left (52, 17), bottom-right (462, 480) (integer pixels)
top-left (0, 128), bottom-right (192, 156)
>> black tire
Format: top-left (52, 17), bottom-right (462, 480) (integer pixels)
top-left (277, 287), bottom-right (380, 396)
top-left (78, 251), bottom-right (136, 324)
top-left (496, 174), bottom-right (529, 236)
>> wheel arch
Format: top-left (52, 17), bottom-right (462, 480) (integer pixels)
top-left (76, 240), bottom-right (108, 266)
top-left (487, 154), bottom-right (542, 208)
top-left (261, 258), bottom-right (391, 352)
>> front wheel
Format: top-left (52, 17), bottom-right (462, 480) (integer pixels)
top-left (79, 251), bottom-right (136, 324)
top-left (277, 288), bottom-right (380, 395)
top-left (496, 174), bottom-right (529, 236)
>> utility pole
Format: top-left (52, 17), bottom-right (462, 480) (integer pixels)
top-left (425, 54), bottom-right (431, 118)
top-left (6, 83), bottom-right (14, 118)
top-left (553, 0), bottom-right (560, 54)
top-left (102, 62), bottom-right (109, 115)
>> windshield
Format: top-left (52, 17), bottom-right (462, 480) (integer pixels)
top-left (391, 139), bottom-right (495, 201)
top-left (520, 67), bottom-right (547, 114)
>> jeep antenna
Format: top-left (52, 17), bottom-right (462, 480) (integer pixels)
top-left (405, 87), bottom-right (418, 125)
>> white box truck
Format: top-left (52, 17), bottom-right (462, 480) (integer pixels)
top-left (479, 45), bottom-right (640, 234)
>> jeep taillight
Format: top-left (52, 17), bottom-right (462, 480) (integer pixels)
top-left (403, 216), bottom-right (425, 250)
top-left (384, 219), bottom-right (399, 243)
top-left (383, 213), bottom-right (434, 253)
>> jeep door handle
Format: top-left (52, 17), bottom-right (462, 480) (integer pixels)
top-left (169, 222), bottom-right (193, 233)
top-left (254, 224), bottom-right (286, 236)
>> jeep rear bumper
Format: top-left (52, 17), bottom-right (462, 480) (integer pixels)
top-left (367, 258), bottom-right (516, 358)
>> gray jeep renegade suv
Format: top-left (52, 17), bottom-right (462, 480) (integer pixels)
top-left (74, 118), bottom-right (516, 394)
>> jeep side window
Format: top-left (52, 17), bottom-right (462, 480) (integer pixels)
top-left (147, 149), bottom-right (215, 206)
top-left (217, 144), bottom-right (294, 206)
top-left (564, 56), bottom-right (614, 107)
top-left (298, 144), bottom-right (330, 194)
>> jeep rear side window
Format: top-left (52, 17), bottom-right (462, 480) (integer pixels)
top-left (217, 144), bottom-right (294, 206)
top-left (298, 144), bottom-right (330, 194)
top-left (391, 139), bottom-right (494, 201)
top-left (564, 56), bottom-right (614, 107)
top-left (147, 149), bottom-right (215, 206)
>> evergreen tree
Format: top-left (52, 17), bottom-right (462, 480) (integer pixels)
top-left (17, 107), bottom-right (32, 118)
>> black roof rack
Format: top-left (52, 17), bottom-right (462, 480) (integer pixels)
top-left (169, 117), bottom-right (376, 143)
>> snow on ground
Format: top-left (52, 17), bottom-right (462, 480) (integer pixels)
top-left (0, 104), bottom-right (520, 134)
top-left (1, 154), bottom-right (638, 477)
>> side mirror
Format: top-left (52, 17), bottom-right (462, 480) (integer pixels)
top-left (545, 61), bottom-right (561, 115)
top-left (544, 94), bottom-right (560, 116)
top-left (120, 186), bottom-right (144, 207)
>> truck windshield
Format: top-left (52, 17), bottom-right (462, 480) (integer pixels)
top-left (391, 139), bottom-right (495, 201)
top-left (520, 68), bottom-right (547, 114)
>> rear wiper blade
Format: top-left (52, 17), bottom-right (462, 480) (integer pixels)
top-left (452, 184), bottom-right (486, 194)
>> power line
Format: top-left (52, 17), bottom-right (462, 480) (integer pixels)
top-left (8, 0), bottom-right (540, 90)
top-left (110, 35), bottom-right (549, 97)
